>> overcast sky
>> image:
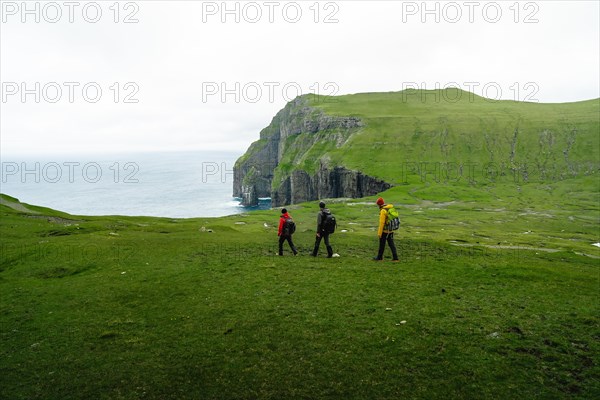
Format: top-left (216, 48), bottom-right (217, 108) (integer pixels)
top-left (1, 0), bottom-right (599, 157)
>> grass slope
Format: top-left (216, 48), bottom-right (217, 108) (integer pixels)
top-left (308, 90), bottom-right (599, 185)
top-left (1, 185), bottom-right (598, 399)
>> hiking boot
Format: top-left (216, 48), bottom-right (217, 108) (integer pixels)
top-left (372, 257), bottom-right (383, 261)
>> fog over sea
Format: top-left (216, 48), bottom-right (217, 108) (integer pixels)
top-left (0, 151), bottom-right (271, 218)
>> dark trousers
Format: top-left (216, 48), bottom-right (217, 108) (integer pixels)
top-left (377, 232), bottom-right (398, 260)
top-left (279, 235), bottom-right (297, 255)
top-left (312, 233), bottom-right (333, 257)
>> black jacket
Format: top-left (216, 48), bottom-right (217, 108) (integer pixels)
top-left (317, 208), bottom-right (331, 233)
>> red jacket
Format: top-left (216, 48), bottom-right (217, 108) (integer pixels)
top-left (278, 212), bottom-right (291, 236)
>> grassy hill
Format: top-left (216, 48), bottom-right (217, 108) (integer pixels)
top-left (235, 89), bottom-right (599, 209)
top-left (1, 181), bottom-right (598, 398)
top-left (309, 89), bottom-right (599, 184)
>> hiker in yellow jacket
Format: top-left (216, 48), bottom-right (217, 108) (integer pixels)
top-left (374, 197), bottom-right (399, 261)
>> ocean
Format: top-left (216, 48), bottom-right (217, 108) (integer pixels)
top-left (0, 151), bottom-right (271, 218)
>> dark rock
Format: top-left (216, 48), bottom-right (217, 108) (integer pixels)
top-left (240, 184), bottom-right (258, 207)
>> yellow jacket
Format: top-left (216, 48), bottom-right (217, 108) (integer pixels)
top-left (378, 204), bottom-right (394, 237)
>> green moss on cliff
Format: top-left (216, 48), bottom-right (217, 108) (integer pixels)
top-left (235, 139), bottom-right (268, 168)
top-left (271, 128), bottom-right (355, 190)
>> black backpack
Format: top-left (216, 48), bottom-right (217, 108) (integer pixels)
top-left (283, 217), bottom-right (296, 236)
top-left (321, 210), bottom-right (336, 234)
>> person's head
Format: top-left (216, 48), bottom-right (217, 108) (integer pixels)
top-left (376, 197), bottom-right (385, 207)
top-left (281, 208), bottom-right (287, 214)
top-left (319, 201), bottom-right (326, 209)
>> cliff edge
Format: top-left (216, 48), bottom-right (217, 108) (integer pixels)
top-left (233, 95), bottom-right (390, 206)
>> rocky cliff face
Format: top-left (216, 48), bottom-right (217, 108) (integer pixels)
top-left (272, 163), bottom-right (391, 206)
top-left (233, 96), bottom-right (391, 206)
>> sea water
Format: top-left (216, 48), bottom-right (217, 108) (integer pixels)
top-left (0, 151), bottom-right (271, 218)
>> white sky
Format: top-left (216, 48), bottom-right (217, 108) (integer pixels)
top-left (1, 0), bottom-right (599, 156)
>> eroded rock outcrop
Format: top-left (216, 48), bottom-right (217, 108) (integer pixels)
top-left (234, 96), bottom-right (391, 206)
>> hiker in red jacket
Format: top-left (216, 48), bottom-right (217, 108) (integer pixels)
top-left (278, 208), bottom-right (298, 256)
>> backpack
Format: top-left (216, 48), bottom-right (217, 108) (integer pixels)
top-left (321, 210), bottom-right (337, 234)
top-left (386, 206), bottom-right (400, 231)
top-left (283, 217), bottom-right (296, 236)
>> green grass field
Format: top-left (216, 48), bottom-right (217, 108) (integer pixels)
top-left (1, 175), bottom-right (598, 399)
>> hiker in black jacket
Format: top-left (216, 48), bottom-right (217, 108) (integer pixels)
top-left (311, 202), bottom-right (334, 258)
